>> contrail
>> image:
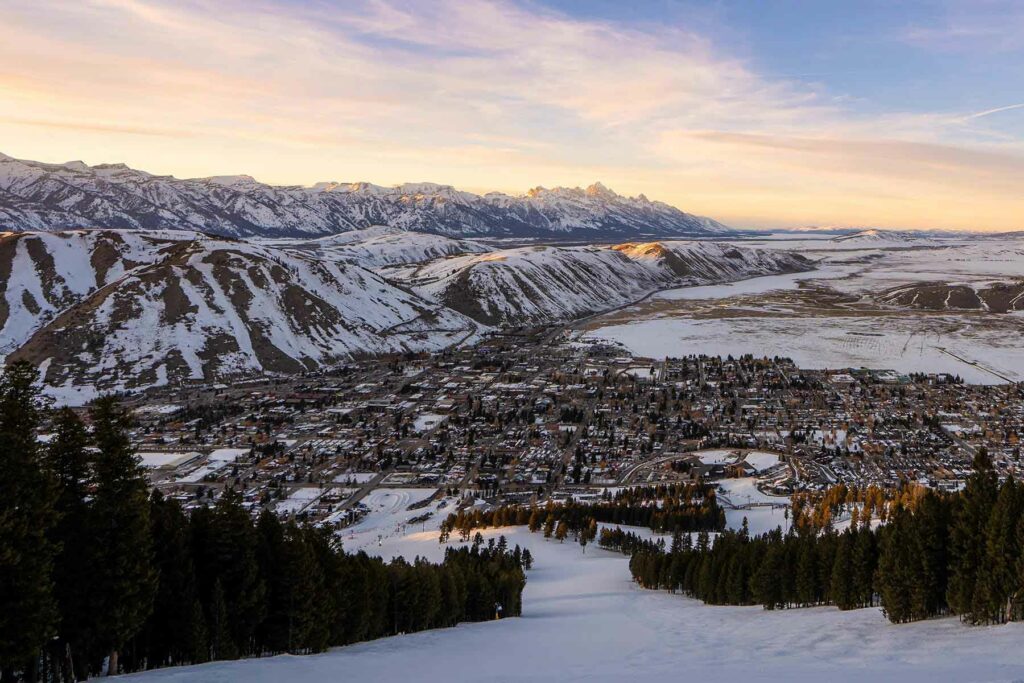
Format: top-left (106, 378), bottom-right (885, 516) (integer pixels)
top-left (962, 102), bottom-right (1024, 121)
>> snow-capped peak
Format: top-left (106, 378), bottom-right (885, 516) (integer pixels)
top-left (0, 151), bottom-right (735, 239)
top-left (585, 181), bottom-right (617, 199)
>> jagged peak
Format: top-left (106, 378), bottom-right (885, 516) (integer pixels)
top-left (201, 174), bottom-right (259, 187)
top-left (585, 181), bottom-right (617, 199)
top-left (0, 151), bottom-right (733, 238)
top-left (395, 182), bottom-right (458, 195)
top-left (525, 182), bottom-right (625, 201)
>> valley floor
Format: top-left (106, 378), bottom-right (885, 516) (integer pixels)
top-left (123, 525), bottom-right (1024, 683)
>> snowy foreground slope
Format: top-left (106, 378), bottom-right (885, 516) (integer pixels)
top-left (122, 525), bottom-right (1024, 683)
top-left (0, 152), bottom-right (730, 239)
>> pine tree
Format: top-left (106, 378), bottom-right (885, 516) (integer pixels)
top-left (0, 362), bottom-right (58, 680)
top-left (795, 537), bottom-right (818, 606)
top-left (947, 449), bottom-right (998, 621)
top-left (89, 396), bottom-right (157, 675)
top-left (974, 477), bottom-right (1022, 623)
top-left (911, 490), bottom-right (951, 619)
top-left (830, 531), bottom-right (855, 610)
top-left (851, 527), bottom-right (877, 607)
top-left (751, 534), bottom-right (785, 610)
top-left (46, 408), bottom-right (96, 679)
top-left (141, 492), bottom-right (207, 668)
top-left (207, 580), bottom-right (235, 661)
top-left (877, 508), bottom-right (915, 623)
top-left (203, 489), bottom-right (266, 657)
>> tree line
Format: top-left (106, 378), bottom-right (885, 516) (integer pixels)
top-left (0, 362), bottom-right (527, 681)
top-left (623, 450), bottom-right (1024, 625)
top-left (439, 482), bottom-right (724, 543)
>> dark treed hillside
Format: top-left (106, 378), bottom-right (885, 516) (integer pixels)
top-left (0, 363), bottom-right (527, 682)
top-left (622, 450), bottom-right (1024, 625)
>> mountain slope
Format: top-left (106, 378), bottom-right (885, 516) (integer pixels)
top-left (830, 229), bottom-right (935, 245)
top-left (274, 226), bottom-right (490, 269)
top-left (392, 241), bottom-right (812, 326)
top-left (3, 230), bottom-right (477, 397)
top-left (2, 229), bottom-right (810, 399)
top-left (0, 153), bottom-right (731, 239)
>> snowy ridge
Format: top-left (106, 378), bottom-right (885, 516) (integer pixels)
top-left (275, 226), bottom-right (490, 269)
top-left (830, 229), bottom-right (936, 246)
top-left (393, 241), bottom-right (812, 326)
top-left (0, 153), bottom-right (731, 239)
top-left (3, 230), bottom-right (478, 398)
top-left (0, 230), bottom-right (191, 356)
top-left (1, 230), bottom-right (808, 398)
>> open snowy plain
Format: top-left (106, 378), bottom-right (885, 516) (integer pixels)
top-left (123, 515), bottom-right (1024, 683)
top-left (582, 234), bottom-right (1024, 383)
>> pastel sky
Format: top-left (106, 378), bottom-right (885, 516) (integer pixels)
top-left (2, 0), bottom-right (1022, 231)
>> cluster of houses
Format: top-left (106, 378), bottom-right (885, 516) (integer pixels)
top-left (99, 328), bottom-right (1023, 526)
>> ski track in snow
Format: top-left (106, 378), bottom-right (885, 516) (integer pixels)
top-left (123, 523), bottom-right (1024, 683)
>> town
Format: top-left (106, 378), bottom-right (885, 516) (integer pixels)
top-left (60, 327), bottom-right (1023, 534)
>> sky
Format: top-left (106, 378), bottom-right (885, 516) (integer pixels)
top-left (1, 0), bottom-right (1022, 231)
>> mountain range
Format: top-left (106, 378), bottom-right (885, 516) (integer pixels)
top-left (1, 228), bottom-right (809, 399)
top-left (0, 152), bottom-right (730, 239)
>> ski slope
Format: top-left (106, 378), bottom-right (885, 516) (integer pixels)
top-left (123, 524), bottom-right (1024, 683)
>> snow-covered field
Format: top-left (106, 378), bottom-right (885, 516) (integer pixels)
top-left (696, 449), bottom-right (737, 465)
top-left (124, 523), bottom-right (1024, 683)
top-left (717, 478), bottom-right (792, 536)
top-left (338, 488), bottom-right (443, 554)
top-left (582, 238), bottom-right (1024, 383)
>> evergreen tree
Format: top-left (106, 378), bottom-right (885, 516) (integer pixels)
top-left (202, 490), bottom-right (266, 657)
top-left (911, 490), bottom-right (951, 619)
top-left (974, 477), bottom-right (1022, 623)
top-left (877, 508), bottom-right (916, 622)
top-left (89, 396), bottom-right (157, 675)
top-left (830, 531), bottom-right (855, 610)
top-left (947, 449), bottom-right (998, 621)
top-left (0, 363), bottom-right (58, 680)
top-left (46, 408), bottom-right (96, 679)
top-left (795, 537), bottom-right (818, 606)
top-left (140, 492), bottom-right (207, 668)
top-left (851, 527), bottom-right (877, 608)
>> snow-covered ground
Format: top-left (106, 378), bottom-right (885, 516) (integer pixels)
top-left (338, 488), bottom-right (443, 554)
top-left (655, 262), bottom-right (857, 301)
top-left (717, 478), bottom-right (792, 536)
top-left (332, 472), bottom-right (378, 485)
top-left (695, 449), bottom-right (737, 465)
top-left (582, 238), bottom-right (1024, 383)
top-left (123, 523), bottom-right (1024, 683)
top-left (743, 451), bottom-right (780, 472)
top-left (584, 310), bottom-right (1024, 383)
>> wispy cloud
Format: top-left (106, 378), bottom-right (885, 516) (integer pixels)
top-left (960, 102), bottom-right (1024, 121)
top-left (0, 0), bottom-right (1021, 231)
